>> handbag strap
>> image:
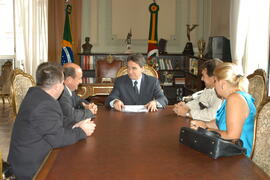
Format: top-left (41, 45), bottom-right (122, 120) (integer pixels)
top-left (225, 139), bottom-right (244, 147)
top-left (197, 127), bottom-right (221, 138)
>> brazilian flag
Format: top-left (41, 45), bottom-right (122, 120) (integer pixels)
top-left (61, 4), bottom-right (74, 65)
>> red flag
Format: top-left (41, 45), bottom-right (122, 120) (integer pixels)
top-left (147, 2), bottom-right (159, 66)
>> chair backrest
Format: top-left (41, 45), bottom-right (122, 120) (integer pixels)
top-left (10, 69), bottom-right (35, 115)
top-left (247, 69), bottom-right (268, 108)
top-left (0, 61), bottom-right (13, 94)
top-left (96, 55), bottom-right (122, 83)
top-left (116, 65), bottom-right (158, 78)
top-left (251, 97), bottom-right (270, 177)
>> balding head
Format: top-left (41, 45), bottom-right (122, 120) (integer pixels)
top-left (63, 63), bottom-right (83, 91)
top-left (63, 63), bottom-right (81, 69)
top-left (63, 63), bottom-right (82, 79)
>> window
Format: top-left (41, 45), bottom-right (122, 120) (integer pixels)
top-left (0, 0), bottom-right (15, 58)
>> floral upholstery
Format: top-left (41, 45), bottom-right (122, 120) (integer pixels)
top-left (247, 69), bottom-right (267, 108)
top-left (11, 69), bottom-right (35, 115)
top-left (116, 65), bottom-right (158, 78)
top-left (251, 98), bottom-right (270, 177)
top-left (0, 61), bottom-right (13, 104)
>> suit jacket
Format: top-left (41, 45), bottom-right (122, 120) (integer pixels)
top-left (58, 86), bottom-right (94, 128)
top-left (8, 87), bottom-right (86, 179)
top-left (105, 74), bottom-right (168, 107)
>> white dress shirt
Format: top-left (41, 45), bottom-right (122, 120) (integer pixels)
top-left (186, 88), bottom-right (222, 121)
top-left (65, 85), bottom-right (72, 96)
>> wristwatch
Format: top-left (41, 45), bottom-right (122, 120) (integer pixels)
top-left (186, 112), bottom-right (190, 117)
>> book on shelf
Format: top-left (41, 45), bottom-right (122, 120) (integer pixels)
top-left (174, 77), bottom-right (185, 85)
top-left (158, 58), bottom-right (165, 70)
top-left (166, 59), bottom-right (172, 70)
top-left (82, 55), bottom-right (95, 70)
top-left (158, 58), bottom-right (174, 70)
top-left (163, 82), bottom-right (173, 86)
top-left (189, 58), bottom-right (198, 75)
top-left (165, 59), bottom-right (169, 70)
top-left (82, 77), bottom-right (95, 84)
top-left (168, 59), bottom-right (173, 70)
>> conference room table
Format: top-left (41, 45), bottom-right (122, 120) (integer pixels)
top-left (35, 106), bottom-right (269, 180)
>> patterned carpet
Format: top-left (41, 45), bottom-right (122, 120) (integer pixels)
top-left (0, 103), bottom-right (13, 161)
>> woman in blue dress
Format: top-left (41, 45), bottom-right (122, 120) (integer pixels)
top-left (190, 63), bottom-right (256, 157)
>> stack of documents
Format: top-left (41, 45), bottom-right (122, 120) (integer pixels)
top-left (122, 105), bottom-right (148, 112)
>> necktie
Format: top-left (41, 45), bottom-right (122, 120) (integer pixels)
top-left (133, 80), bottom-right (139, 95)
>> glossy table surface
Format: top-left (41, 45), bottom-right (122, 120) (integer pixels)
top-left (35, 106), bottom-right (269, 180)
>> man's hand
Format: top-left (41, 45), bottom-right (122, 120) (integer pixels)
top-left (190, 120), bottom-right (207, 130)
top-left (145, 100), bottom-right (158, 112)
top-left (82, 102), bottom-right (98, 114)
top-left (113, 99), bottom-right (124, 111)
top-left (73, 118), bottom-right (96, 136)
top-left (72, 118), bottom-right (91, 129)
top-left (176, 101), bottom-right (186, 106)
top-left (173, 102), bottom-right (190, 117)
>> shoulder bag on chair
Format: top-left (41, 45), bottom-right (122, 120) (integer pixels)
top-left (179, 127), bottom-right (246, 159)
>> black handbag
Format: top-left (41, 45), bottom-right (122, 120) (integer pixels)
top-left (179, 127), bottom-right (246, 159)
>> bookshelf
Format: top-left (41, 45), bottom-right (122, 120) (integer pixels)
top-left (183, 57), bottom-right (205, 95)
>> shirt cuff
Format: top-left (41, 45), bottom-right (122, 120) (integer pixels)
top-left (109, 99), bottom-right (115, 108)
top-left (156, 101), bottom-right (162, 108)
top-left (110, 99), bottom-right (119, 108)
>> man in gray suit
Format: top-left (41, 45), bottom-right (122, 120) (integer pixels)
top-left (58, 63), bottom-right (98, 128)
top-left (8, 62), bottom-right (96, 179)
top-left (105, 53), bottom-right (168, 112)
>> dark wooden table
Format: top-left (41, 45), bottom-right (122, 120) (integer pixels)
top-left (35, 106), bottom-right (269, 180)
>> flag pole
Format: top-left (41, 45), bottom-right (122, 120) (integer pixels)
top-left (61, 0), bottom-right (74, 64)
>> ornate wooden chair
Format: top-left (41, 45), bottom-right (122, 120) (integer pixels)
top-left (251, 97), bottom-right (270, 177)
top-left (10, 69), bottom-right (35, 116)
top-left (247, 69), bottom-right (268, 108)
top-left (116, 65), bottom-right (158, 78)
top-left (89, 55), bottom-right (122, 105)
top-left (0, 61), bottom-right (13, 105)
top-left (96, 55), bottom-right (122, 83)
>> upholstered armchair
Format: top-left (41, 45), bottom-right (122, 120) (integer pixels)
top-left (247, 69), bottom-right (268, 108)
top-left (96, 55), bottom-right (122, 83)
top-left (10, 69), bottom-right (35, 116)
top-left (0, 61), bottom-right (13, 104)
top-left (116, 65), bottom-right (158, 78)
top-left (251, 97), bottom-right (270, 177)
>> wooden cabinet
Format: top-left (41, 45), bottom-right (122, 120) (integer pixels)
top-left (77, 83), bottom-right (114, 99)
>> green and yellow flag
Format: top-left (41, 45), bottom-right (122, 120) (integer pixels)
top-left (61, 4), bottom-right (74, 65)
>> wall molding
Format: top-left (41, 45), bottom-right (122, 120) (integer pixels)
top-left (82, 0), bottom-right (211, 53)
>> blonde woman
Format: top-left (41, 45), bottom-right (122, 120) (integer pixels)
top-left (190, 63), bottom-right (256, 157)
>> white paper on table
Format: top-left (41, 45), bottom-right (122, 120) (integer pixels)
top-left (122, 105), bottom-right (148, 112)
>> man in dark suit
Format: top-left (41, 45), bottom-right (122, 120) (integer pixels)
top-left (105, 53), bottom-right (168, 112)
top-left (8, 62), bottom-right (96, 179)
top-left (58, 63), bottom-right (97, 128)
